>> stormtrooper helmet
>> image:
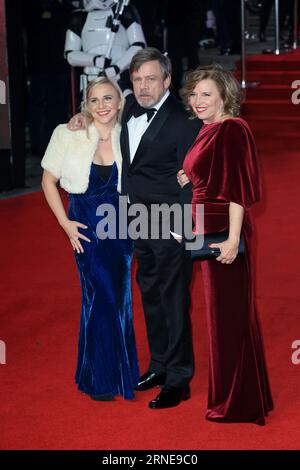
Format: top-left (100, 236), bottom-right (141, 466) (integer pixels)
top-left (83, 0), bottom-right (117, 11)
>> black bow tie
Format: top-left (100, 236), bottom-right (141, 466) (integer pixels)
top-left (133, 104), bottom-right (157, 122)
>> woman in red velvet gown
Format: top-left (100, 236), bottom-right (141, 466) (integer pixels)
top-left (179, 64), bottom-right (273, 425)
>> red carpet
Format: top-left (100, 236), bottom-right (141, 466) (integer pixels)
top-left (1, 51), bottom-right (300, 450)
top-left (236, 49), bottom-right (300, 151)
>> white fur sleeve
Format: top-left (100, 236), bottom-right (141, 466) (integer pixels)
top-left (41, 124), bottom-right (68, 179)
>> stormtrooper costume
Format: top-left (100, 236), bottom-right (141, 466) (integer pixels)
top-left (64, 0), bottom-right (146, 96)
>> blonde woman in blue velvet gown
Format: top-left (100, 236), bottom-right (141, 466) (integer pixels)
top-left (41, 78), bottom-right (139, 401)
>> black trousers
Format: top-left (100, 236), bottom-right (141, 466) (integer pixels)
top-left (134, 237), bottom-right (194, 387)
top-left (212, 0), bottom-right (241, 51)
top-left (259, 0), bottom-right (295, 35)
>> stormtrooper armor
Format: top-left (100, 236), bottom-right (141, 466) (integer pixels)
top-left (64, 0), bottom-right (146, 97)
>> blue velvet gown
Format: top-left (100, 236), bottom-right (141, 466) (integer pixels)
top-left (68, 162), bottom-right (139, 399)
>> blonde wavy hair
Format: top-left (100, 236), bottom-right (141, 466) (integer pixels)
top-left (180, 64), bottom-right (243, 118)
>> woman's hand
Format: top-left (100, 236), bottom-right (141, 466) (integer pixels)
top-left (61, 220), bottom-right (91, 254)
top-left (209, 237), bottom-right (239, 264)
top-left (67, 112), bottom-right (86, 131)
top-left (177, 169), bottom-right (190, 188)
top-left (41, 171), bottom-right (91, 254)
top-left (210, 202), bottom-right (244, 264)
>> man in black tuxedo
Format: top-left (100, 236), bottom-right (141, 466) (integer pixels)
top-left (121, 48), bottom-right (202, 409)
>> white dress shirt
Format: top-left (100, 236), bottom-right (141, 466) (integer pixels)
top-left (127, 90), bottom-right (170, 163)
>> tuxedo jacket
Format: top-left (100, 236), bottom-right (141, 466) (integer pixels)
top-left (120, 93), bottom-right (202, 210)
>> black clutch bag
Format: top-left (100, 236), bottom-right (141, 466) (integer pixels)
top-left (188, 231), bottom-right (245, 260)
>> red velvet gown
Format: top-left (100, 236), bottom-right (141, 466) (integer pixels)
top-left (183, 118), bottom-right (273, 425)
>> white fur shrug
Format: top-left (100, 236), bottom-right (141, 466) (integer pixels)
top-left (41, 122), bottom-right (122, 193)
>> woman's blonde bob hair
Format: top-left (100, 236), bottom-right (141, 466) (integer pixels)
top-left (180, 64), bottom-right (243, 118)
top-left (81, 77), bottom-right (125, 128)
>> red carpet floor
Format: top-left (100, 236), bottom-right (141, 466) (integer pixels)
top-left (1, 51), bottom-right (300, 450)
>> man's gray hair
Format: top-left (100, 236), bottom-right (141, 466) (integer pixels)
top-left (129, 47), bottom-right (172, 80)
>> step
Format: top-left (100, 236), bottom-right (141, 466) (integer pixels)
top-left (235, 70), bottom-right (300, 85)
top-left (236, 50), bottom-right (300, 72)
top-left (255, 138), bottom-right (300, 153)
top-left (253, 129), bottom-right (300, 141)
top-left (254, 135), bottom-right (300, 152)
top-left (244, 115), bottom-right (300, 135)
top-left (240, 59), bottom-right (300, 72)
top-left (242, 99), bottom-right (300, 117)
top-left (244, 85), bottom-right (295, 100)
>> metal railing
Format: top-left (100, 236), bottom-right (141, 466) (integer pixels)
top-left (240, 0), bottom-right (299, 87)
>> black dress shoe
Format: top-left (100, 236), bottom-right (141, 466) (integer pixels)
top-left (219, 47), bottom-right (231, 56)
top-left (148, 385), bottom-right (190, 409)
top-left (135, 371), bottom-right (166, 391)
top-left (259, 32), bottom-right (266, 42)
top-left (219, 46), bottom-right (241, 56)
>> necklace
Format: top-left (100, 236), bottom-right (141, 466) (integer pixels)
top-left (99, 133), bottom-right (111, 142)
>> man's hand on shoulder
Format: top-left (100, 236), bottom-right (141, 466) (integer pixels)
top-left (67, 112), bottom-right (86, 131)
